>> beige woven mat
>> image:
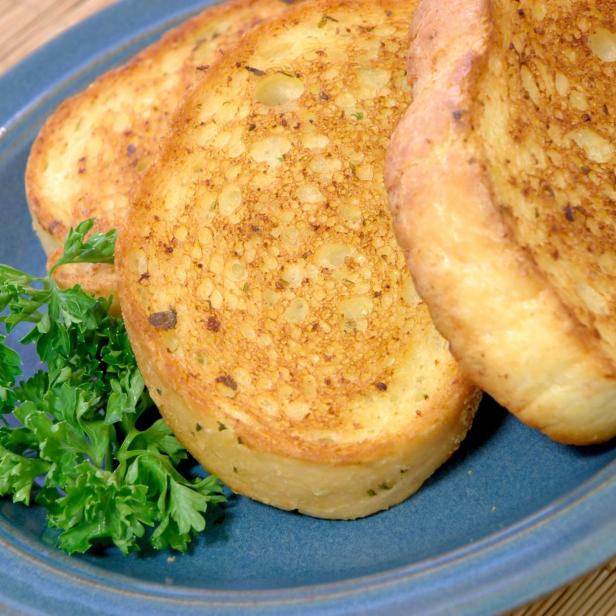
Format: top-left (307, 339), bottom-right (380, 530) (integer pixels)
top-left (0, 1), bottom-right (614, 614)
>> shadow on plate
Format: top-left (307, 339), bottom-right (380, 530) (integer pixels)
top-left (430, 395), bottom-right (509, 485)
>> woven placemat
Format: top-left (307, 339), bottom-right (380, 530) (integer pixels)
top-left (0, 1), bottom-right (614, 614)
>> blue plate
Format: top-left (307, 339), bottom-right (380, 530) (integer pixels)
top-left (0, 2), bottom-right (615, 614)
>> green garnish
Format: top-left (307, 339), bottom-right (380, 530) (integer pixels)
top-left (0, 220), bottom-right (225, 554)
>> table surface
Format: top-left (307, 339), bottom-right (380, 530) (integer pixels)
top-left (1, 1), bottom-right (615, 615)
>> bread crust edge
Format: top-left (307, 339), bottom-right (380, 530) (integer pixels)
top-left (385, 0), bottom-right (616, 445)
top-left (120, 275), bottom-right (479, 518)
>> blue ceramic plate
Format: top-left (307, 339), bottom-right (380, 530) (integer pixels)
top-left (0, 2), bottom-right (615, 614)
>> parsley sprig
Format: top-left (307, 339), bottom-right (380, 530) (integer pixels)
top-left (0, 220), bottom-right (225, 554)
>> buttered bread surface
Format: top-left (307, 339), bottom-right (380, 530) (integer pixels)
top-left (119, 0), bottom-right (479, 519)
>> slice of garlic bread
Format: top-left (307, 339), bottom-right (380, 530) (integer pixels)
top-left (26, 0), bottom-right (294, 306)
top-left (386, 0), bottom-right (616, 444)
top-left (118, 0), bottom-right (480, 519)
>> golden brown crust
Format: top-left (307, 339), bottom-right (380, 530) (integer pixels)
top-left (26, 0), bottom-right (294, 289)
top-left (118, 0), bottom-right (480, 517)
top-left (129, 315), bottom-right (479, 519)
top-left (123, 289), bottom-right (478, 464)
top-left (386, 0), bottom-right (616, 444)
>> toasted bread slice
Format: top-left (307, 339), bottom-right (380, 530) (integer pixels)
top-left (26, 0), bottom-right (295, 308)
top-left (118, 0), bottom-right (480, 519)
top-left (386, 0), bottom-right (616, 444)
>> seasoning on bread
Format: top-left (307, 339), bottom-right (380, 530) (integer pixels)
top-left (118, 0), bottom-right (480, 519)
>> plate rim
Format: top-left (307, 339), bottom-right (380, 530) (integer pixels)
top-left (0, 1), bottom-right (615, 614)
top-left (1, 462), bottom-right (614, 614)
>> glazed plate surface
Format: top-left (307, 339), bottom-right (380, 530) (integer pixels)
top-left (0, 1), bottom-right (614, 614)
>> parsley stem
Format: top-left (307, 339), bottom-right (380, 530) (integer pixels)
top-left (116, 448), bottom-right (188, 484)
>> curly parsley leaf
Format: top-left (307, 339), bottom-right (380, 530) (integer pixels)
top-left (0, 440), bottom-right (50, 504)
top-left (0, 220), bottom-right (225, 554)
top-left (0, 336), bottom-right (21, 414)
top-left (50, 219), bottom-right (117, 274)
